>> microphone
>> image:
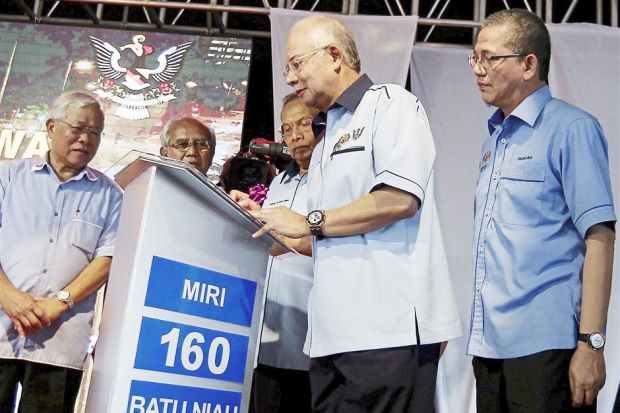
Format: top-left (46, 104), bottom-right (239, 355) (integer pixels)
top-left (249, 141), bottom-right (292, 162)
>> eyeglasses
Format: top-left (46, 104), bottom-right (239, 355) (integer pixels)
top-left (468, 53), bottom-right (526, 70)
top-left (169, 139), bottom-right (212, 152)
top-left (56, 119), bottom-right (103, 140)
top-left (283, 46), bottom-right (330, 78)
top-left (281, 118), bottom-right (313, 138)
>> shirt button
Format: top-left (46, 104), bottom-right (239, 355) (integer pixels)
top-left (476, 286), bottom-right (481, 292)
top-left (42, 269), bottom-right (48, 273)
top-left (49, 239), bottom-right (54, 243)
top-left (484, 209), bottom-right (490, 217)
top-left (492, 173), bottom-right (498, 180)
top-left (478, 245), bottom-right (484, 253)
top-left (54, 212), bottom-right (58, 216)
top-left (501, 138), bottom-right (507, 144)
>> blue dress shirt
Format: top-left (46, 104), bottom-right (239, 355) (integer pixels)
top-left (0, 155), bottom-right (123, 369)
top-left (468, 85), bottom-right (616, 359)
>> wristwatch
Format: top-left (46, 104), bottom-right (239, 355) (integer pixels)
top-left (55, 290), bottom-right (74, 309)
top-left (578, 332), bottom-right (605, 350)
top-left (306, 210), bottom-right (326, 236)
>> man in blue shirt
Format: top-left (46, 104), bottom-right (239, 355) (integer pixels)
top-left (468, 9), bottom-right (616, 412)
top-left (0, 91), bottom-right (123, 412)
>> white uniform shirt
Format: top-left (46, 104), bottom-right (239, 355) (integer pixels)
top-left (258, 165), bottom-right (313, 370)
top-left (305, 75), bottom-right (461, 358)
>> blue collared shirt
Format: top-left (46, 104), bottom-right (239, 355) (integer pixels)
top-left (0, 155), bottom-right (123, 369)
top-left (468, 85), bottom-right (616, 358)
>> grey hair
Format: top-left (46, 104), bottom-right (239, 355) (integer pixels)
top-left (482, 9), bottom-right (551, 83)
top-left (293, 15), bottom-right (361, 73)
top-left (49, 90), bottom-right (102, 120)
top-left (160, 117), bottom-right (216, 148)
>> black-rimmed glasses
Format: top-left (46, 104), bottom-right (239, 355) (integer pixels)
top-left (468, 53), bottom-right (526, 70)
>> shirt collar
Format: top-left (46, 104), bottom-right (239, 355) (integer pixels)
top-left (280, 160), bottom-right (300, 183)
top-left (31, 152), bottom-right (98, 182)
top-left (488, 85), bottom-right (552, 134)
top-left (333, 73), bottom-right (374, 112)
top-left (312, 74), bottom-right (373, 137)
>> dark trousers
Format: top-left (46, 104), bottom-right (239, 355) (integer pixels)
top-left (473, 349), bottom-right (596, 413)
top-left (0, 358), bottom-right (83, 413)
top-left (249, 363), bottom-right (312, 413)
top-left (309, 344), bottom-right (440, 413)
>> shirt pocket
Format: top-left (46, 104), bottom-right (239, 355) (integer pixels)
top-left (330, 145), bottom-right (365, 160)
top-left (71, 214), bottom-right (104, 256)
top-left (497, 162), bottom-right (546, 226)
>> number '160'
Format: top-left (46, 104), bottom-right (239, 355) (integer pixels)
top-left (160, 328), bottom-right (230, 374)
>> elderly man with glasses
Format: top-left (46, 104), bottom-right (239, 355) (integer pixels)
top-left (468, 9), bottom-right (616, 413)
top-left (0, 90), bottom-right (123, 413)
top-left (160, 117), bottom-right (216, 175)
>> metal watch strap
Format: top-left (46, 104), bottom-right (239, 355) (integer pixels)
top-left (56, 291), bottom-right (74, 309)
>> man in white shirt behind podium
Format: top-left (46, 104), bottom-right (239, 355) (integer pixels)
top-left (250, 93), bottom-right (318, 413)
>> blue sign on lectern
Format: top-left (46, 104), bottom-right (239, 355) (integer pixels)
top-left (134, 317), bottom-right (249, 383)
top-left (126, 380), bottom-right (242, 413)
top-left (127, 257), bottom-right (258, 411)
top-left (145, 256), bottom-right (258, 327)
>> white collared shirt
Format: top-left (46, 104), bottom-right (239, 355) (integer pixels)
top-left (258, 167), bottom-right (313, 370)
top-left (305, 79), bottom-right (461, 357)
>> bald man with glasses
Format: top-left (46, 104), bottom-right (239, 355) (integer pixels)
top-left (160, 117), bottom-right (216, 175)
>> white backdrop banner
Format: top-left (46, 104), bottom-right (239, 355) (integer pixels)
top-left (411, 23), bottom-right (620, 413)
top-left (270, 8), bottom-right (417, 139)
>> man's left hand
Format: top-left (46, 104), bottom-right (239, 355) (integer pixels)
top-left (29, 297), bottom-right (69, 332)
top-left (569, 343), bottom-right (606, 407)
top-left (251, 206), bottom-right (309, 239)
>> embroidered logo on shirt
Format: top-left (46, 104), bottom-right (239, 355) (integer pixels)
top-left (333, 127), bottom-right (365, 153)
top-left (480, 151), bottom-right (492, 172)
top-left (517, 155), bottom-right (533, 161)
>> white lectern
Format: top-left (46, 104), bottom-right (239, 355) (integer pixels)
top-left (87, 153), bottom-right (280, 413)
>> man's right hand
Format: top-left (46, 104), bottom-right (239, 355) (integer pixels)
top-left (0, 286), bottom-right (51, 336)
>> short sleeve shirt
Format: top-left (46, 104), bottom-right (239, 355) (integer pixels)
top-left (0, 155), bottom-right (123, 369)
top-left (305, 75), bottom-right (462, 357)
top-left (467, 86), bottom-right (616, 358)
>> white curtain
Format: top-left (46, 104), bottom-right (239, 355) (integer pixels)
top-left (270, 8), bottom-right (417, 139)
top-left (411, 23), bottom-right (620, 413)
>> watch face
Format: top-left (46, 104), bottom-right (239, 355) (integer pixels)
top-left (590, 333), bottom-right (605, 349)
top-left (308, 211), bottom-right (323, 225)
top-left (57, 291), bottom-right (69, 300)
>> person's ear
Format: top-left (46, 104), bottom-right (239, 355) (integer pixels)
top-left (46, 118), bottom-right (56, 137)
top-left (522, 54), bottom-right (539, 81)
top-left (326, 45), bottom-right (343, 67)
top-left (160, 147), bottom-right (168, 156)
